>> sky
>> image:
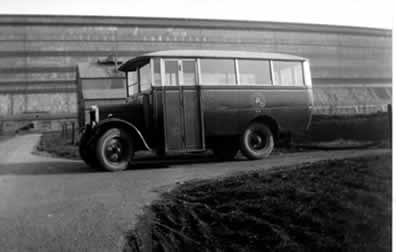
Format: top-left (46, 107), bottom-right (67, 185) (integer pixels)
top-left (0, 0), bottom-right (394, 29)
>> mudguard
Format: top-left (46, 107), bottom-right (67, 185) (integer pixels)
top-left (89, 118), bottom-right (151, 151)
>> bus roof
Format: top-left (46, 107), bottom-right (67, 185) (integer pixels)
top-left (119, 50), bottom-right (306, 71)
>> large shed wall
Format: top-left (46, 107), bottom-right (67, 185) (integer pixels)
top-left (0, 15), bottom-right (392, 132)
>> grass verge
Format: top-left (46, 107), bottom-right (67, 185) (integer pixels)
top-left (125, 154), bottom-right (391, 252)
top-left (306, 113), bottom-right (390, 142)
top-left (34, 131), bottom-right (80, 159)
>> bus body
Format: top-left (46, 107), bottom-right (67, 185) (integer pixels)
top-left (79, 50), bottom-right (313, 171)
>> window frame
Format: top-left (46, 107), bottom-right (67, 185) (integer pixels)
top-left (126, 70), bottom-right (139, 97)
top-left (131, 56), bottom-right (308, 90)
top-left (198, 57), bottom-right (238, 86)
top-left (126, 60), bottom-right (154, 96)
top-left (236, 58), bottom-right (273, 86)
top-left (271, 60), bottom-right (306, 87)
top-left (138, 61), bottom-right (152, 93)
top-left (160, 58), bottom-right (198, 86)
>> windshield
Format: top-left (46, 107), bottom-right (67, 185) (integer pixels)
top-left (127, 60), bottom-right (152, 96)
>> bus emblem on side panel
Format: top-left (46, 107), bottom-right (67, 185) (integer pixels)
top-left (254, 95), bottom-right (266, 107)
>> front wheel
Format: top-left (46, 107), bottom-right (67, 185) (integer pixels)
top-left (240, 123), bottom-right (274, 160)
top-left (96, 128), bottom-right (134, 171)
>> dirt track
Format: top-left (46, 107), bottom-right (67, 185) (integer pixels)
top-left (0, 134), bottom-right (390, 251)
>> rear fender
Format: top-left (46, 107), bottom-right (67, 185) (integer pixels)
top-left (249, 115), bottom-right (280, 141)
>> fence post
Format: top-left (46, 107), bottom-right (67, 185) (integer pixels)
top-left (65, 122), bottom-right (69, 139)
top-left (388, 104), bottom-right (392, 148)
top-left (61, 124), bottom-right (65, 138)
top-left (71, 121), bottom-right (75, 144)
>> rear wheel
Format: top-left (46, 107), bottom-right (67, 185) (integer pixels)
top-left (96, 128), bottom-right (134, 171)
top-left (240, 123), bottom-right (274, 160)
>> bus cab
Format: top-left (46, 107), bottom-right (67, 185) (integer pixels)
top-left (79, 50), bottom-right (313, 171)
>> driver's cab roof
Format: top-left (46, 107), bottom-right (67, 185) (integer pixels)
top-left (118, 49), bottom-right (307, 72)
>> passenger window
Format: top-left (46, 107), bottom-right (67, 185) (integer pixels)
top-left (238, 60), bottom-right (271, 85)
top-left (153, 58), bottom-right (161, 86)
top-left (140, 63), bottom-right (151, 91)
top-left (182, 60), bottom-right (196, 85)
top-left (200, 59), bottom-right (236, 85)
top-left (272, 61), bottom-right (304, 86)
top-left (165, 60), bottom-right (179, 86)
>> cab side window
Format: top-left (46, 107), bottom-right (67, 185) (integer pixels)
top-left (140, 63), bottom-right (151, 91)
top-left (127, 70), bottom-right (138, 95)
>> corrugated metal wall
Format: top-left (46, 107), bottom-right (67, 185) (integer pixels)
top-left (0, 15), bottom-right (392, 132)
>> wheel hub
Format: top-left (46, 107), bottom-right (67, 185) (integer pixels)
top-left (249, 132), bottom-right (266, 150)
top-left (105, 138), bottom-right (123, 162)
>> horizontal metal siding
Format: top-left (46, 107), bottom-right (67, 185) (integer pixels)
top-left (0, 14), bottom-right (392, 132)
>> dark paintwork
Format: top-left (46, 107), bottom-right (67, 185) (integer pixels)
top-left (82, 83), bottom-right (312, 154)
top-left (200, 85), bottom-right (312, 135)
top-left (82, 49), bottom-right (313, 155)
top-left (159, 86), bottom-right (204, 152)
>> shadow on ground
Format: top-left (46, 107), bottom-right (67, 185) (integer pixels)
top-left (0, 154), bottom-right (247, 176)
top-left (0, 161), bottom-right (96, 175)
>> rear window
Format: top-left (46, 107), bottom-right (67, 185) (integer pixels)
top-left (272, 61), bottom-right (304, 86)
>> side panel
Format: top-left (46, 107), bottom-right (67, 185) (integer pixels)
top-left (162, 87), bottom-right (184, 151)
top-left (200, 86), bottom-right (312, 136)
top-left (182, 86), bottom-right (203, 149)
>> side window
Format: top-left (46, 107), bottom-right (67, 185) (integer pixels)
top-left (153, 58), bottom-right (161, 86)
top-left (140, 63), bottom-right (151, 91)
top-left (200, 59), bottom-right (236, 85)
top-left (272, 61), bottom-right (304, 86)
top-left (238, 59), bottom-right (271, 85)
top-left (182, 60), bottom-right (196, 85)
top-left (164, 60), bottom-right (179, 86)
top-left (127, 70), bottom-right (138, 96)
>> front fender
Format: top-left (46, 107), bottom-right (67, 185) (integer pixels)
top-left (92, 118), bottom-right (151, 151)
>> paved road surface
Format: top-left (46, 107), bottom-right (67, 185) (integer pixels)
top-left (0, 134), bottom-right (390, 251)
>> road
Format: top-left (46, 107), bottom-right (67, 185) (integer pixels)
top-left (0, 134), bottom-right (390, 251)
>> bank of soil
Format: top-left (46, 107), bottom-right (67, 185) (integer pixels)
top-left (125, 154), bottom-right (391, 252)
top-left (34, 131), bottom-right (80, 159)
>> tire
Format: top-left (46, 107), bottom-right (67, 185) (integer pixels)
top-left (213, 143), bottom-right (239, 161)
top-left (96, 128), bottom-right (134, 171)
top-left (240, 123), bottom-right (274, 160)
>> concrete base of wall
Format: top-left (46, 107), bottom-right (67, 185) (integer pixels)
top-left (0, 118), bottom-right (78, 134)
top-left (312, 104), bottom-right (389, 115)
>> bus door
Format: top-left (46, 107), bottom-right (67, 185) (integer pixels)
top-left (162, 59), bottom-right (205, 152)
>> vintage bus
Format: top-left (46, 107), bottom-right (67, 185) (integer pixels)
top-left (79, 50), bottom-right (313, 171)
